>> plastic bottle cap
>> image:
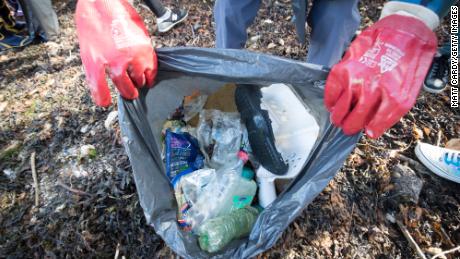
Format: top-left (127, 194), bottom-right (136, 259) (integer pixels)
top-left (238, 150), bottom-right (249, 163)
top-left (242, 167), bottom-right (255, 180)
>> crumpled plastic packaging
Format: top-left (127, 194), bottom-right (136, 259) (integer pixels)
top-left (165, 130), bottom-right (204, 186)
top-left (183, 168), bottom-right (257, 231)
top-left (175, 168), bottom-right (217, 229)
top-left (183, 92), bottom-right (208, 122)
top-left (196, 110), bottom-right (242, 171)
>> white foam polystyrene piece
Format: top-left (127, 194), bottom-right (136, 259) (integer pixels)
top-left (256, 83), bottom-right (320, 207)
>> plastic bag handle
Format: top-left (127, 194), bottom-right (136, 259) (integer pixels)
top-left (123, 98), bottom-right (165, 172)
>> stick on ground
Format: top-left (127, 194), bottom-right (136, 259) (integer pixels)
top-left (30, 152), bottom-right (39, 207)
top-left (431, 245), bottom-right (460, 259)
top-left (114, 243), bottom-right (120, 259)
top-left (56, 180), bottom-right (92, 197)
top-left (436, 130), bottom-right (443, 147)
top-left (396, 219), bottom-right (427, 259)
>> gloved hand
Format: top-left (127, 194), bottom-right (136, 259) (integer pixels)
top-left (324, 2), bottom-right (438, 138)
top-left (76, 0), bottom-right (157, 107)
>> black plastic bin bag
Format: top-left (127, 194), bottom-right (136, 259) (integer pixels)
top-left (118, 48), bottom-right (360, 258)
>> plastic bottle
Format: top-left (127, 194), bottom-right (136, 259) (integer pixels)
top-left (185, 167), bottom-right (257, 230)
top-left (198, 206), bottom-right (259, 253)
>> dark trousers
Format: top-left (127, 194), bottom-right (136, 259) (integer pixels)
top-left (143, 0), bottom-right (167, 17)
top-left (213, 0), bottom-right (360, 67)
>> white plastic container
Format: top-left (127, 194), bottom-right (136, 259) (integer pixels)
top-left (256, 83), bottom-right (319, 208)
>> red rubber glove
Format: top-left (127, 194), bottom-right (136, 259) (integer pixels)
top-left (324, 15), bottom-right (437, 138)
top-left (76, 0), bottom-right (157, 107)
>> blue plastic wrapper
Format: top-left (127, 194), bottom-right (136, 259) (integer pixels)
top-left (165, 130), bottom-right (204, 186)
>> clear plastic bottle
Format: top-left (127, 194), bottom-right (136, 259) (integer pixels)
top-left (198, 206), bottom-right (259, 253)
top-left (185, 167), bottom-right (257, 230)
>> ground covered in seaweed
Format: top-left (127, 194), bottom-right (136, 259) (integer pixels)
top-left (1, 0), bottom-right (459, 258)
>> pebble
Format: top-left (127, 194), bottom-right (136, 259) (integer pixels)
top-left (80, 144), bottom-right (96, 159)
top-left (267, 42), bottom-right (277, 49)
top-left (104, 111), bottom-right (118, 130)
top-left (2, 168), bottom-right (16, 180)
top-left (249, 35), bottom-right (262, 43)
top-left (262, 19), bottom-right (274, 24)
top-left (45, 41), bottom-right (61, 56)
top-left (80, 124), bottom-right (90, 134)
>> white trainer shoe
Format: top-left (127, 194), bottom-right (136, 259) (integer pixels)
top-left (415, 142), bottom-right (460, 183)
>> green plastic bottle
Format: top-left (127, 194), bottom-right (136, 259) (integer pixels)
top-left (198, 206), bottom-right (259, 253)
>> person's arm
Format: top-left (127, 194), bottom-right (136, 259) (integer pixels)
top-left (324, 0), bottom-right (456, 138)
top-left (75, 0), bottom-right (158, 107)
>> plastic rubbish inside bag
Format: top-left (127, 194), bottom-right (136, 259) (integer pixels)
top-left (162, 120), bottom-right (186, 135)
top-left (165, 130), bottom-right (205, 186)
top-left (236, 84), bottom-right (288, 175)
top-left (160, 82), bottom-right (318, 252)
top-left (160, 88), bottom-right (260, 247)
top-left (180, 168), bottom-right (217, 205)
top-left (198, 206), bottom-right (260, 253)
top-left (119, 48), bottom-right (360, 258)
top-left (196, 109), bottom-right (243, 171)
top-left (184, 165), bottom-right (257, 231)
top-left (183, 91), bottom-right (208, 122)
top-left (237, 83), bottom-right (320, 208)
top-left (175, 168), bottom-right (217, 229)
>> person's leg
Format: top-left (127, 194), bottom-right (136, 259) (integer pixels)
top-left (438, 31), bottom-right (457, 57)
top-left (423, 32), bottom-right (456, 93)
top-left (23, 0), bottom-right (59, 40)
top-left (306, 0), bottom-right (360, 67)
top-left (0, 0), bottom-right (32, 51)
top-left (143, 0), bottom-right (187, 33)
top-left (438, 43), bottom-right (450, 57)
top-left (214, 0), bottom-right (261, 49)
top-left (143, 0), bottom-right (167, 17)
top-left (1, 0), bottom-right (17, 30)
